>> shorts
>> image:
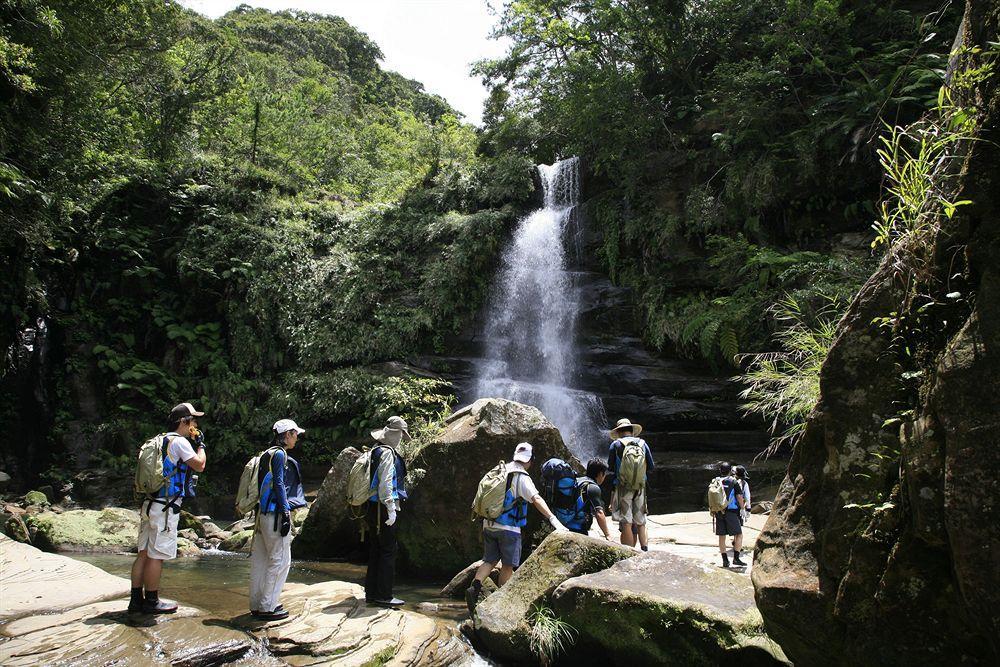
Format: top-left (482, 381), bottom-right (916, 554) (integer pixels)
top-left (137, 499), bottom-right (181, 560)
top-left (482, 527), bottom-right (522, 567)
top-left (714, 510), bottom-right (743, 536)
top-left (611, 487), bottom-right (647, 527)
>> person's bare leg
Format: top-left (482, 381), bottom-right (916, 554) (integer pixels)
top-left (637, 523), bottom-right (648, 549)
top-left (498, 565), bottom-right (515, 586)
top-left (620, 524), bottom-right (635, 547)
top-left (718, 534), bottom-right (727, 554)
top-left (131, 551), bottom-right (148, 588)
top-left (142, 557), bottom-right (163, 591)
top-left (735, 534), bottom-right (743, 552)
top-left (473, 561), bottom-right (496, 584)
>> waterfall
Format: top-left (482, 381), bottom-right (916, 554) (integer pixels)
top-left (474, 156), bottom-right (607, 457)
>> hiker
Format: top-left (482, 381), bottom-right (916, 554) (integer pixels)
top-left (249, 419), bottom-right (305, 620)
top-left (735, 465), bottom-right (751, 524)
top-left (466, 442), bottom-right (568, 614)
top-left (129, 402), bottom-right (207, 614)
top-left (576, 458), bottom-right (612, 539)
top-left (364, 416), bottom-right (410, 607)
top-left (541, 457), bottom-right (611, 539)
top-left (607, 418), bottom-right (654, 550)
top-left (712, 462), bottom-right (746, 568)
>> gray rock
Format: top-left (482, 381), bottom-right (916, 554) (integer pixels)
top-left (290, 447), bottom-right (362, 559)
top-left (440, 560), bottom-right (499, 599)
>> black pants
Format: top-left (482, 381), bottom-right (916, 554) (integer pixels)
top-left (364, 502), bottom-right (397, 601)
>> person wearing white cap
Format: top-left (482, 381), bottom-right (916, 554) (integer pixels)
top-left (364, 416), bottom-right (411, 607)
top-left (465, 442), bottom-right (567, 615)
top-left (130, 402), bottom-right (207, 614)
top-left (249, 418), bottom-right (305, 620)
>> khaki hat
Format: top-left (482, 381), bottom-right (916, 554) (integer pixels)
top-left (169, 402), bottom-right (204, 422)
top-left (609, 417), bottom-right (642, 438)
top-left (371, 416), bottom-right (412, 447)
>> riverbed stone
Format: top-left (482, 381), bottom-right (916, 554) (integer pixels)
top-left (2, 513), bottom-right (31, 543)
top-left (291, 446), bottom-right (363, 559)
top-left (473, 531), bottom-right (634, 662)
top-left (23, 489), bottom-right (49, 506)
top-left (236, 579), bottom-right (473, 665)
top-left (220, 528), bottom-right (253, 553)
top-left (440, 559), bottom-right (500, 599)
top-left (25, 507), bottom-right (138, 553)
top-left (552, 550), bottom-right (789, 665)
top-left (398, 398), bottom-right (576, 576)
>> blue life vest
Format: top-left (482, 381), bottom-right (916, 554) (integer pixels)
top-left (726, 478), bottom-right (739, 511)
top-left (495, 471), bottom-right (528, 527)
top-left (258, 447), bottom-right (284, 513)
top-left (368, 446), bottom-right (408, 503)
top-left (159, 434), bottom-right (191, 499)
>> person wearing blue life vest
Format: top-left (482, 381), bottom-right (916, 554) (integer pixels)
top-left (249, 418), bottom-right (305, 620)
top-left (607, 418), bottom-right (655, 550)
top-left (465, 442), bottom-right (567, 616)
top-left (129, 402), bottom-right (207, 615)
top-left (364, 416), bottom-right (410, 607)
top-left (713, 462), bottom-right (746, 568)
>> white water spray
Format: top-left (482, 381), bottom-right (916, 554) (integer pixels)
top-left (474, 157), bottom-right (606, 456)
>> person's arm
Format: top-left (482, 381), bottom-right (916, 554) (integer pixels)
top-left (644, 442), bottom-right (654, 471)
top-left (607, 441), bottom-right (619, 485)
top-left (376, 448), bottom-right (399, 512)
top-left (586, 484), bottom-right (611, 539)
top-left (520, 474), bottom-right (566, 531)
top-left (530, 495), bottom-right (566, 531)
top-left (594, 507), bottom-right (611, 539)
top-left (175, 437), bottom-right (205, 472)
top-left (272, 449), bottom-right (289, 514)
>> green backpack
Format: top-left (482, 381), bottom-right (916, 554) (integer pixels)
top-left (471, 460), bottom-right (523, 520)
top-left (134, 433), bottom-right (170, 497)
top-left (346, 447), bottom-right (377, 507)
top-left (235, 447), bottom-right (280, 517)
top-left (707, 476), bottom-right (729, 513)
top-left (617, 439), bottom-right (647, 492)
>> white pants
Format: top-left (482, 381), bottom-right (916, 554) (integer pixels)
top-left (249, 512), bottom-right (291, 613)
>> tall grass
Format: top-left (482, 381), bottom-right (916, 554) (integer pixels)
top-left (528, 605), bottom-right (577, 666)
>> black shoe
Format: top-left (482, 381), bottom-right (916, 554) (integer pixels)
top-left (733, 553), bottom-right (747, 567)
top-left (372, 598), bottom-right (404, 608)
top-left (257, 608), bottom-right (290, 621)
top-left (721, 553), bottom-right (730, 568)
top-left (141, 598), bottom-right (178, 614)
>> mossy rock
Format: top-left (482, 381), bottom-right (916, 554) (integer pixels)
top-left (473, 531), bottom-right (634, 662)
top-left (26, 508), bottom-right (138, 553)
top-left (24, 490), bottom-right (49, 506)
top-left (176, 536), bottom-right (201, 557)
top-left (3, 513), bottom-right (31, 543)
top-left (291, 505), bottom-right (309, 528)
top-left (220, 529), bottom-right (254, 553)
top-left (178, 510), bottom-right (206, 537)
top-left (552, 550), bottom-right (790, 665)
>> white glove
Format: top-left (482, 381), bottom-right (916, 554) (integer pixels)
top-left (385, 507), bottom-right (397, 527)
top-left (548, 515), bottom-right (568, 532)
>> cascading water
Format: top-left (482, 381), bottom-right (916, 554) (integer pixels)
top-left (474, 156), bottom-right (607, 457)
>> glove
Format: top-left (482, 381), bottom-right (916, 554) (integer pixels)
top-left (548, 515), bottom-right (568, 533)
top-left (385, 508), bottom-right (397, 527)
top-left (280, 512), bottom-right (291, 537)
top-left (193, 431), bottom-right (205, 449)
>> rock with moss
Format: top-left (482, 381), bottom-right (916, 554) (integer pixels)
top-left (175, 536), bottom-right (201, 557)
top-left (440, 560), bottom-right (499, 599)
top-left (291, 447), bottom-right (363, 559)
top-left (23, 490), bottom-right (49, 507)
top-left (552, 550), bottom-right (789, 665)
top-left (473, 531), bottom-right (634, 662)
top-left (398, 398), bottom-right (576, 576)
top-left (220, 528), bottom-right (254, 553)
top-left (178, 510), bottom-right (205, 537)
top-left (3, 513), bottom-right (31, 544)
top-left (26, 508), bottom-right (138, 553)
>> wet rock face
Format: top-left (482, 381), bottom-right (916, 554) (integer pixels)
top-left (397, 398), bottom-right (576, 576)
top-left (753, 5), bottom-right (1000, 664)
top-left (552, 551), bottom-right (789, 666)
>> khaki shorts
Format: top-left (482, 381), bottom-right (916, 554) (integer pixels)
top-left (137, 499), bottom-right (181, 560)
top-left (611, 487), bottom-right (647, 527)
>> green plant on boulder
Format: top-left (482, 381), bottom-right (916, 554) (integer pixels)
top-left (528, 604), bottom-right (577, 666)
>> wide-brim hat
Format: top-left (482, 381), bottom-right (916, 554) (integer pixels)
top-left (371, 415), bottom-right (412, 447)
top-left (610, 417), bottom-right (642, 438)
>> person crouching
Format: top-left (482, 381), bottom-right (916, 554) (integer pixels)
top-left (249, 418), bottom-right (305, 620)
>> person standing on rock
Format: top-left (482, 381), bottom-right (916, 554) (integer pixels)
top-left (365, 416), bottom-right (410, 608)
top-left (571, 458), bottom-right (613, 539)
top-left (249, 418), bottom-right (305, 620)
top-left (129, 402), bottom-right (207, 614)
top-left (466, 442), bottom-right (568, 615)
top-left (607, 418), bottom-right (654, 550)
top-left (713, 462), bottom-right (746, 568)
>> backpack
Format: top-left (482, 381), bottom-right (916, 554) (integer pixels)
top-left (617, 439), bottom-right (647, 492)
top-left (707, 476), bottom-right (730, 513)
top-left (541, 458), bottom-right (578, 511)
top-left (235, 447), bottom-right (280, 517)
top-left (346, 447), bottom-right (377, 507)
top-left (135, 433), bottom-right (170, 497)
top-left (471, 461), bottom-right (524, 520)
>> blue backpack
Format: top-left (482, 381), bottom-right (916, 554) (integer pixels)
top-left (541, 458), bottom-right (587, 530)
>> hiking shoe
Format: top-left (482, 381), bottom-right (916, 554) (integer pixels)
top-left (721, 553), bottom-right (730, 568)
top-left (465, 586), bottom-right (479, 616)
top-left (372, 598), bottom-right (404, 608)
top-left (257, 608), bottom-right (290, 621)
top-left (733, 553), bottom-right (747, 567)
top-left (141, 598), bottom-right (178, 614)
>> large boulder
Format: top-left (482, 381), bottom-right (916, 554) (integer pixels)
top-left (552, 551), bottom-right (789, 665)
top-left (398, 398), bottom-right (576, 576)
top-left (473, 531), bottom-right (634, 662)
top-left (291, 446), bottom-right (363, 559)
top-left (234, 580), bottom-right (472, 665)
top-left (753, 6), bottom-right (1000, 665)
top-left (25, 508), bottom-right (138, 553)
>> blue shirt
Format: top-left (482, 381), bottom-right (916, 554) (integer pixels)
top-left (607, 437), bottom-right (655, 487)
top-left (260, 448), bottom-right (289, 514)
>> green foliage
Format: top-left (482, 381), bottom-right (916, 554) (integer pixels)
top-left (528, 604), bottom-right (577, 667)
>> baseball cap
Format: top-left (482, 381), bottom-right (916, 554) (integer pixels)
top-left (513, 442), bottom-right (533, 463)
top-left (169, 402), bottom-right (204, 422)
top-left (273, 419), bottom-right (305, 435)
